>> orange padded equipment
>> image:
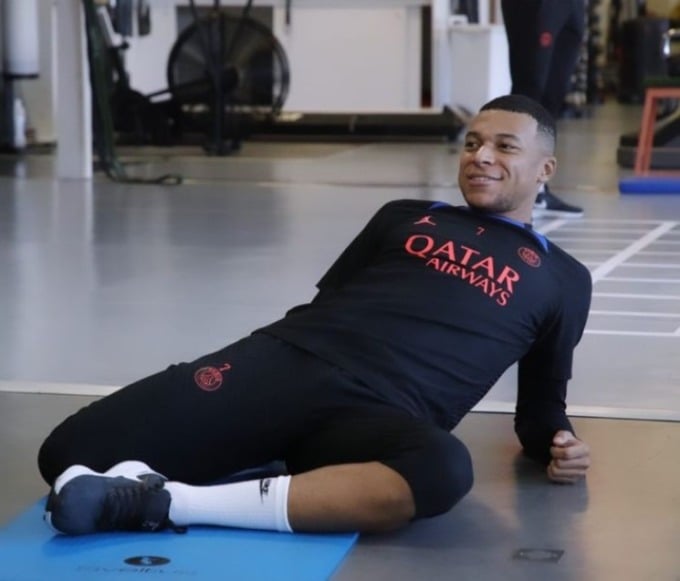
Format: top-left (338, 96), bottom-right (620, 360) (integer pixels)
top-left (634, 86), bottom-right (680, 175)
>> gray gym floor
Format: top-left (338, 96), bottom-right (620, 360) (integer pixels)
top-left (1, 102), bottom-right (679, 580)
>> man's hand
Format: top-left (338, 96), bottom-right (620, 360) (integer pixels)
top-left (547, 430), bottom-right (590, 484)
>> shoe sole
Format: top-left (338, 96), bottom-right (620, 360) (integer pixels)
top-left (45, 460), bottom-right (160, 533)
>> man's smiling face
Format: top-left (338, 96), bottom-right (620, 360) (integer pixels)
top-left (458, 109), bottom-right (556, 222)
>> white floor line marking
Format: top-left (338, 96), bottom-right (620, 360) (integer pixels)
top-left (550, 239), bottom-right (680, 247)
top-left (554, 227), bottom-right (657, 234)
top-left (567, 249), bottom-right (635, 254)
top-left (557, 218), bottom-right (674, 224)
top-left (593, 292), bottom-right (680, 300)
top-left (589, 309), bottom-right (680, 318)
top-left (0, 380), bottom-right (118, 396)
top-left (550, 237), bottom-right (649, 243)
top-left (473, 401), bottom-right (680, 422)
top-left (601, 277), bottom-right (680, 283)
top-left (590, 262), bottom-right (680, 268)
top-left (584, 329), bottom-right (677, 337)
top-left (535, 219), bottom-right (567, 235)
top-left (618, 262), bottom-right (680, 269)
top-left (635, 251), bottom-right (680, 256)
top-left (589, 222), bottom-right (679, 283)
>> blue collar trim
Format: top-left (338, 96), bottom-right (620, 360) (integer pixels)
top-left (427, 201), bottom-right (549, 252)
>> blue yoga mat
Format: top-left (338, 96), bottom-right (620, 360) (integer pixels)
top-left (619, 176), bottom-right (680, 194)
top-left (0, 500), bottom-right (358, 581)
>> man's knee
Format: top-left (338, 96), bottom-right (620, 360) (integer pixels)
top-left (424, 437), bottom-right (474, 517)
top-left (393, 431), bottom-right (474, 519)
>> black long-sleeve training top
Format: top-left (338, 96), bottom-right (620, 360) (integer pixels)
top-left (260, 199), bottom-right (592, 462)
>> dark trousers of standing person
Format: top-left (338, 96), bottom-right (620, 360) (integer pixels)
top-left (501, 0), bottom-right (586, 117)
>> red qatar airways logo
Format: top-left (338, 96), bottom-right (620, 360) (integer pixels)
top-left (404, 234), bottom-right (521, 307)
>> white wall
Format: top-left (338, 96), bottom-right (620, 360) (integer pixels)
top-left (448, 24), bottom-right (510, 113)
top-left (124, 3), bottom-right (423, 112)
top-left (275, 8), bottom-right (421, 111)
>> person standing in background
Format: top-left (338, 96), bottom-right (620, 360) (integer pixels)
top-left (501, 0), bottom-right (587, 218)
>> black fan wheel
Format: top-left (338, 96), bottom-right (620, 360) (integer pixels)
top-left (167, 12), bottom-right (289, 115)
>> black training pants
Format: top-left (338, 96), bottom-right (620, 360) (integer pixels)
top-left (501, 0), bottom-right (586, 116)
top-left (38, 333), bottom-right (473, 519)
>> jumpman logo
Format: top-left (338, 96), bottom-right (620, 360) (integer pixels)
top-left (414, 215), bottom-right (436, 226)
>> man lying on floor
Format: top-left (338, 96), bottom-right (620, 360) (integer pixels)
top-left (38, 94), bottom-right (591, 536)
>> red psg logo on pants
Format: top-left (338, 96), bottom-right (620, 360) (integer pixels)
top-left (194, 363), bottom-right (232, 392)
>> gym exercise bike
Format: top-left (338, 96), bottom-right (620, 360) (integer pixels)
top-left (103, 0), bottom-right (290, 153)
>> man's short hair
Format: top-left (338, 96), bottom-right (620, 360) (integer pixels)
top-left (480, 94), bottom-right (556, 153)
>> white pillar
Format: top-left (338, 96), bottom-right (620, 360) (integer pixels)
top-left (55, 0), bottom-right (92, 179)
top-left (431, 0), bottom-right (452, 109)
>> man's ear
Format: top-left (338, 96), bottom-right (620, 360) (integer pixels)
top-left (538, 156), bottom-right (557, 185)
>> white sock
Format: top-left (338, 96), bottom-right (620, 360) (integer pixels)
top-left (165, 476), bottom-right (292, 533)
top-left (538, 183), bottom-right (546, 194)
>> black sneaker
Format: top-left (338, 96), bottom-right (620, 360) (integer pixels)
top-left (533, 187), bottom-right (584, 219)
top-left (44, 460), bottom-right (174, 535)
